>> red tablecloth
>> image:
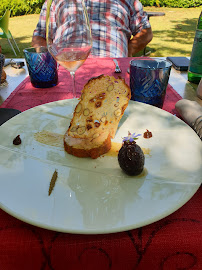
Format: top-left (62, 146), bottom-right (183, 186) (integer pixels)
top-left (1, 58), bottom-right (181, 116)
top-left (0, 57), bottom-right (202, 270)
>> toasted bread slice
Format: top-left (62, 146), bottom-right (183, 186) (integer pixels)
top-left (64, 75), bottom-right (131, 158)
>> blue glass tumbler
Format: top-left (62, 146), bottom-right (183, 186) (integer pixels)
top-left (23, 47), bottom-right (58, 88)
top-left (130, 59), bottom-right (172, 108)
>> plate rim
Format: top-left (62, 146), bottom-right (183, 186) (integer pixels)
top-left (0, 99), bottom-right (201, 234)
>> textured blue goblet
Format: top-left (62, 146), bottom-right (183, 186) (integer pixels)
top-left (130, 59), bottom-right (172, 108)
top-left (23, 47), bottom-right (58, 88)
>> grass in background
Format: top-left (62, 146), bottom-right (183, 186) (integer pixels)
top-left (144, 7), bottom-right (202, 57)
top-left (0, 14), bottom-right (39, 58)
top-left (0, 7), bottom-right (201, 58)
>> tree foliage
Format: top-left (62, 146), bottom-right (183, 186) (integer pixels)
top-left (0, 0), bottom-right (45, 17)
top-left (141, 0), bottom-right (202, 8)
top-left (0, 0), bottom-right (201, 17)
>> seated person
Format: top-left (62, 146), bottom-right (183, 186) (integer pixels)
top-left (32, 0), bottom-right (153, 58)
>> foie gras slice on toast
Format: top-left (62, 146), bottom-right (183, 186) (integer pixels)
top-left (64, 75), bottom-right (131, 159)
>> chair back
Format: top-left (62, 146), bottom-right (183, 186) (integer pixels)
top-left (0, 10), bottom-right (11, 37)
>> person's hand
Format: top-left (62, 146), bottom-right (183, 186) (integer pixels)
top-left (31, 36), bottom-right (47, 48)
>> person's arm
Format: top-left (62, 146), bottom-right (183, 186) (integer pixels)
top-left (128, 0), bottom-right (153, 57)
top-left (31, 0), bottom-right (49, 48)
top-left (128, 27), bottom-right (153, 57)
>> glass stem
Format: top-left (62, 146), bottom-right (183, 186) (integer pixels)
top-left (70, 71), bottom-right (76, 98)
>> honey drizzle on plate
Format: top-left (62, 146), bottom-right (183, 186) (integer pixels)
top-left (34, 131), bottom-right (64, 147)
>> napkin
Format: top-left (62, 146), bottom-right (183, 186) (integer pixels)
top-left (175, 99), bottom-right (202, 139)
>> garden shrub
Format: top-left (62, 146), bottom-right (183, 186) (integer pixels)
top-left (140, 0), bottom-right (202, 8)
top-left (0, 0), bottom-right (45, 17)
top-left (26, 0), bottom-right (45, 14)
top-left (0, 0), bottom-right (201, 17)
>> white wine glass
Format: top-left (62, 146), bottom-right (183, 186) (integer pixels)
top-left (46, 0), bottom-right (92, 98)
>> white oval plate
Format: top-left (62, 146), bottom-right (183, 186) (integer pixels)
top-left (0, 99), bottom-right (201, 234)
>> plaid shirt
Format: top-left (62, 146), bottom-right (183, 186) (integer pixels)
top-left (33, 0), bottom-right (151, 57)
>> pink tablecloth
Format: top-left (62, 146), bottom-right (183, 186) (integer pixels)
top-left (1, 57), bottom-right (181, 116)
top-left (0, 57), bottom-right (202, 270)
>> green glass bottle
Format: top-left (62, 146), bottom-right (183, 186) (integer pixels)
top-left (188, 12), bottom-right (202, 84)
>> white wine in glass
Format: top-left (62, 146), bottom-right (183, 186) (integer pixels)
top-left (46, 0), bottom-right (92, 98)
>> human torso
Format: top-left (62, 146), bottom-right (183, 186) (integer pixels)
top-left (52, 0), bottom-right (136, 57)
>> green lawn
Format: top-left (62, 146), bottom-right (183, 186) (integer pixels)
top-left (144, 7), bottom-right (202, 57)
top-left (0, 7), bottom-right (201, 58)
